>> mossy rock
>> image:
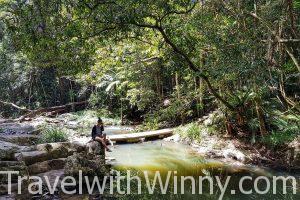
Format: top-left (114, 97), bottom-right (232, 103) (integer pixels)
top-left (0, 161), bottom-right (28, 184)
top-left (64, 152), bottom-right (108, 182)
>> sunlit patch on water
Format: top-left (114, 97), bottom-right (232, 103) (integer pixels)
top-left (106, 141), bottom-right (300, 200)
top-left (108, 141), bottom-right (271, 176)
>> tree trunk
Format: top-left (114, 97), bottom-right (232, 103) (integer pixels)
top-left (120, 98), bottom-right (124, 125)
top-left (175, 72), bottom-right (180, 99)
top-left (175, 71), bottom-right (185, 123)
top-left (18, 101), bottom-right (88, 122)
top-left (255, 100), bottom-right (268, 135)
top-left (156, 26), bottom-right (235, 111)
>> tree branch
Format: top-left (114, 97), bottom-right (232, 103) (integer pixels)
top-left (0, 100), bottom-right (32, 112)
top-left (130, 22), bottom-right (235, 111)
top-left (159, 2), bottom-right (197, 23)
top-left (81, 0), bottom-right (117, 10)
top-left (286, 47), bottom-right (300, 72)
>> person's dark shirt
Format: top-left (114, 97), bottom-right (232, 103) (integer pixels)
top-left (91, 125), bottom-right (104, 140)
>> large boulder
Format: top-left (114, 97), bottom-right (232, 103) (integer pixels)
top-left (0, 161), bottom-right (28, 193)
top-left (64, 152), bottom-right (108, 180)
top-left (28, 158), bottom-right (66, 175)
top-left (0, 183), bottom-right (19, 196)
top-left (15, 142), bottom-right (86, 165)
top-left (223, 149), bottom-right (246, 163)
top-left (64, 141), bottom-right (108, 183)
top-left (203, 110), bottom-right (224, 126)
top-left (86, 141), bottom-right (105, 155)
top-left (0, 134), bottom-right (40, 146)
top-left (35, 142), bottom-right (85, 153)
top-left (0, 144), bottom-right (17, 161)
top-left (31, 169), bottom-right (64, 199)
top-left (0, 123), bottom-right (35, 135)
top-left (0, 141), bottom-right (33, 161)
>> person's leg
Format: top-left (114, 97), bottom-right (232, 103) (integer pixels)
top-left (103, 134), bottom-right (109, 144)
top-left (103, 134), bottom-right (113, 147)
top-left (95, 136), bottom-right (111, 151)
top-left (102, 134), bottom-right (112, 151)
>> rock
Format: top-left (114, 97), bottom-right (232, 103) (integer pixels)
top-left (32, 169), bottom-right (64, 199)
top-left (200, 128), bottom-right (209, 136)
top-left (86, 141), bottom-right (104, 155)
top-left (35, 142), bottom-right (85, 153)
top-left (0, 134), bottom-right (40, 145)
top-left (15, 142), bottom-right (86, 165)
top-left (223, 149), bottom-right (246, 162)
top-left (0, 183), bottom-right (19, 196)
top-left (0, 161), bottom-right (23, 167)
top-left (36, 169), bottom-right (64, 187)
top-left (15, 151), bottom-right (49, 165)
top-left (200, 110), bottom-right (224, 127)
top-left (0, 123), bottom-right (34, 135)
top-left (15, 150), bottom-right (65, 166)
top-left (28, 159), bottom-right (66, 175)
top-left (27, 128), bottom-right (42, 135)
top-left (64, 152), bottom-right (108, 180)
top-left (0, 144), bottom-right (17, 161)
top-left (0, 161), bottom-right (28, 185)
top-left (163, 134), bottom-right (181, 142)
top-left (66, 121), bottom-right (78, 129)
top-left (0, 141), bottom-right (33, 161)
top-left (203, 118), bottom-right (213, 126)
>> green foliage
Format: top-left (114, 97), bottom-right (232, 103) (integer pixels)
top-left (175, 122), bottom-right (201, 142)
top-left (71, 110), bottom-right (120, 126)
top-left (294, 0), bottom-right (300, 9)
top-left (206, 125), bottom-right (220, 136)
top-left (96, 108), bottom-right (114, 119)
top-left (261, 111), bottom-right (300, 148)
top-left (140, 117), bottom-right (160, 131)
top-left (38, 127), bottom-right (68, 144)
top-left (127, 88), bottom-right (157, 111)
top-left (248, 118), bottom-right (260, 133)
top-left (0, 0), bottom-right (298, 151)
top-left (261, 131), bottom-right (298, 148)
top-left (227, 90), bottom-right (256, 108)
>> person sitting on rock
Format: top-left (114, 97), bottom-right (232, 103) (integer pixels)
top-left (91, 118), bottom-right (112, 152)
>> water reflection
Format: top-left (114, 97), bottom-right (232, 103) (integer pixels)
top-left (108, 141), bottom-right (299, 200)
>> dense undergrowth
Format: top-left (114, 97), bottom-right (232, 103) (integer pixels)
top-left (173, 109), bottom-right (299, 148)
top-left (0, 0), bottom-right (299, 151)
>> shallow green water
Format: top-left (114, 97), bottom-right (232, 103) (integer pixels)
top-left (108, 141), bottom-right (299, 200)
top-left (11, 134), bottom-right (299, 200)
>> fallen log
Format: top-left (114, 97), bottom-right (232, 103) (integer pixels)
top-left (18, 101), bottom-right (88, 122)
top-left (109, 128), bottom-right (174, 143)
top-left (0, 100), bottom-right (32, 112)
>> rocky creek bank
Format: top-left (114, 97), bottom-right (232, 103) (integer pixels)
top-left (165, 110), bottom-right (300, 172)
top-left (0, 121), bottom-right (109, 199)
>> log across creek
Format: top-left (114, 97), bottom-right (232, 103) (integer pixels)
top-left (108, 128), bottom-right (174, 143)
